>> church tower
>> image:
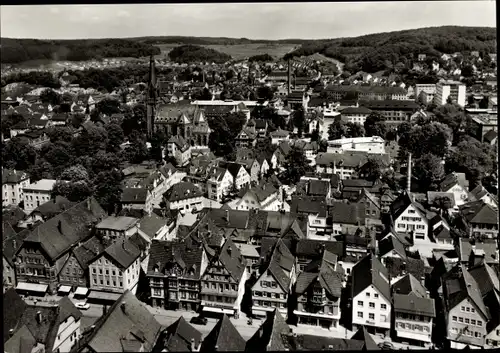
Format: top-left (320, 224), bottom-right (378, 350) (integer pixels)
top-left (146, 55), bottom-right (157, 139)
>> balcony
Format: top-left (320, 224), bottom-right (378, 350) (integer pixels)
top-left (309, 295), bottom-right (327, 306)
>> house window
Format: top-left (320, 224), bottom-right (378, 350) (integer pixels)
top-left (373, 293), bottom-right (378, 298)
top-left (465, 318), bottom-right (470, 324)
top-left (381, 314), bottom-right (387, 322)
top-left (459, 317), bottom-right (464, 323)
top-left (471, 319), bottom-right (476, 325)
top-left (381, 304), bottom-right (387, 310)
top-left (461, 306), bottom-right (465, 311)
top-left (471, 308), bottom-right (475, 313)
top-left (369, 313), bottom-right (375, 320)
top-left (452, 316), bottom-right (457, 322)
top-left (357, 301), bottom-right (363, 307)
top-left (466, 307), bottom-right (470, 312)
top-left (477, 321), bottom-right (482, 327)
top-left (357, 312), bottom-right (363, 318)
top-left (366, 292), bottom-right (370, 298)
top-left (369, 302), bottom-right (375, 308)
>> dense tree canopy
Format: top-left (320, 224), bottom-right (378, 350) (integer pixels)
top-left (208, 111), bottom-right (246, 157)
top-left (281, 145), bottom-right (311, 184)
top-left (168, 44), bottom-right (232, 64)
top-left (364, 113), bottom-right (388, 138)
top-left (327, 120), bottom-right (347, 140)
top-left (248, 53), bottom-right (274, 62)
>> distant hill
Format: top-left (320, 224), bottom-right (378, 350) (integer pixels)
top-left (283, 26), bottom-right (497, 73)
top-left (168, 44), bottom-right (232, 64)
top-left (0, 38), bottom-right (161, 64)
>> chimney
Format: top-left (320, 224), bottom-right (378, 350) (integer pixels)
top-left (57, 220), bottom-right (62, 234)
top-left (36, 311), bottom-right (42, 323)
top-left (13, 239), bottom-right (17, 250)
top-left (191, 338), bottom-right (196, 351)
top-left (225, 209), bottom-right (229, 223)
top-left (121, 301), bottom-right (126, 313)
top-left (227, 246), bottom-right (232, 255)
top-left (406, 152), bottom-right (412, 194)
top-left (214, 345), bottom-right (219, 352)
top-left (9, 329), bottom-right (14, 337)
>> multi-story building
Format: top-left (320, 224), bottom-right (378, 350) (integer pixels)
top-left (392, 274), bottom-right (435, 346)
top-left (458, 201), bottom-right (499, 240)
top-left (206, 167), bottom-right (234, 202)
top-left (2, 169), bottom-right (30, 207)
top-left (120, 188), bottom-right (154, 214)
top-left (235, 243), bottom-right (260, 275)
top-left (434, 80), bottom-right (466, 107)
top-left (166, 135), bottom-right (192, 167)
top-left (326, 136), bottom-right (385, 154)
top-left (222, 162), bottom-right (251, 191)
top-left (14, 197), bottom-right (107, 295)
top-left (148, 239), bottom-right (209, 311)
top-left (95, 216), bottom-right (140, 240)
top-left (414, 84), bottom-right (436, 103)
top-left (235, 126), bottom-right (258, 148)
top-left (315, 152), bottom-right (390, 180)
top-left (439, 172), bottom-right (469, 208)
top-left (442, 265), bottom-right (491, 349)
top-left (163, 182), bottom-right (204, 213)
top-left (58, 235), bottom-right (107, 290)
top-left (358, 100), bottom-right (420, 126)
top-left (200, 238), bottom-right (248, 318)
top-left (324, 85), bottom-right (408, 101)
top-left (390, 192), bottom-right (431, 246)
top-left (468, 184), bottom-right (498, 209)
top-left (294, 249), bottom-right (344, 329)
top-left (4, 291), bottom-right (82, 353)
top-left (88, 238), bottom-right (142, 295)
top-left (230, 182), bottom-right (284, 212)
top-left (340, 106), bottom-right (372, 125)
top-left (469, 114), bottom-right (498, 143)
top-left (22, 179), bottom-right (58, 214)
top-left (252, 239), bottom-right (296, 318)
top-left (351, 254), bottom-right (392, 335)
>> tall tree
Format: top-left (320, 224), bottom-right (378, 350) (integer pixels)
top-left (2, 137), bottom-right (38, 171)
top-left (364, 112), bottom-right (388, 138)
top-left (106, 123), bottom-right (125, 153)
top-left (281, 145), bottom-right (310, 184)
top-left (327, 120), bottom-right (346, 140)
top-left (345, 122), bottom-right (365, 138)
top-left (40, 89), bottom-right (62, 106)
top-left (413, 153), bottom-right (445, 191)
top-left (92, 169), bottom-right (124, 214)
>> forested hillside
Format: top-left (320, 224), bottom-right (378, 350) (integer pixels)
top-left (168, 44), bottom-right (232, 64)
top-left (0, 38), bottom-right (161, 64)
top-left (283, 26), bottom-right (497, 73)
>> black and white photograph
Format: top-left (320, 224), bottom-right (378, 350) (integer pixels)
top-left (1, 2), bottom-right (498, 352)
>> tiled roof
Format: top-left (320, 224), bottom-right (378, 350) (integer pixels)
top-left (161, 316), bottom-right (202, 352)
top-left (216, 238), bottom-right (246, 283)
top-left (392, 273), bottom-right (427, 297)
top-left (439, 172), bottom-right (469, 192)
top-left (138, 213), bottom-right (169, 239)
top-left (3, 288), bottom-right (28, 344)
top-left (73, 235), bottom-right (108, 271)
top-left (359, 99), bottom-right (419, 110)
top-left (23, 197), bottom-right (106, 262)
top-left (261, 239), bottom-right (295, 293)
top-left (341, 106), bottom-right (373, 115)
top-left (245, 309), bottom-right (290, 352)
top-left (200, 315), bottom-right (246, 352)
top-left (100, 238), bottom-right (141, 269)
top-left (308, 179), bottom-right (329, 197)
top-left (459, 200), bottom-right (498, 225)
top-left (2, 169), bottom-right (30, 184)
top-left (4, 324), bottom-right (37, 353)
top-left (237, 182), bottom-right (278, 203)
top-left (97, 216), bottom-right (138, 231)
top-left (295, 239), bottom-right (344, 259)
top-left (458, 238), bottom-right (498, 264)
top-left (350, 327), bottom-right (380, 350)
top-left (351, 253), bottom-right (390, 300)
top-left (378, 234), bottom-right (407, 259)
top-left (164, 182), bottom-right (203, 203)
top-left (78, 290), bottom-right (162, 353)
top-left (281, 333), bottom-right (365, 351)
top-left (393, 293), bottom-right (436, 317)
top-left (290, 196), bottom-right (327, 216)
top-left (330, 201), bottom-right (364, 225)
top-left (31, 196), bottom-right (76, 219)
top-left (468, 262), bottom-right (500, 298)
top-left (147, 239), bottom-right (204, 280)
top-left (121, 188), bottom-right (149, 203)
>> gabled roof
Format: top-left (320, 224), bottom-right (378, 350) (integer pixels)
top-left (350, 327), bottom-right (380, 351)
top-left (164, 182), bottom-right (203, 203)
top-left (3, 288), bottom-right (28, 344)
top-left (459, 200), bottom-right (498, 225)
top-left (458, 238), bottom-right (498, 264)
top-left (378, 234), bottom-right (407, 259)
top-left (392, 273), bottom-right (427, 297)
top-left (295, 239), bottom-right (344, 258)
top-left (97, 216), bottom-right (139, 231)
top-left (245, 309), bottom-right (290, 352)
top-left (30, 196), bottom-right (76, 219)
top-left (138, 213), bottom-right (169, 239)
top-left (330, 201), bottom-right (364, 225)
top-left (390, 192), bottom-right (428, 223)
top-left (121, 188), bottom-right (149, 203)
top-left (238, 182), bottom-right (278, 203)
top-left (4, 324), bottom-right (38, 353)
top-left (22, 197), bottom-right (107, 262)
top-left (77, 291), bottom-right (162, 353)
top-left (200, 315), bottom-right (246, 352)
top-left (351, 253), bottom-right (390, 301)
top-left (393, 293), bottom-right (436, 317)
top-left (99, 238), bottom-right (141, 270)
top-left (440, 172), bottom-right (469, 192)
top-left (468, 262), bottom-right (500, 298)
top-left (308, 179), bottom-right (329, 197)
top-left (2, 169), bottom-right (30, 184)
top-left (281, 333), bottom-right (365, 351)
top-left (215, 238), bottom-right (246, 283)
top-left (147, 239), bottom-right (204, 280)
top-left (260, 239), bottom-right (296, 293)
top-left (161, 316), bottom-right (202, 352)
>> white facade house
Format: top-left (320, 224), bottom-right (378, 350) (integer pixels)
top-left (228, 164), bottom-right (251, 190)
top-left (88, 239), bottom-right (142, 295)
top-left (327, 136), bottom-right (386, 154)
top-left (340, 106), bottom-right (372, 125)
top-left (23, 179), bottom-right (58, 213)
top-left (390, 194), bottom-right (431, 246)
top-left (351, 254), bottom-right (392, 335)
top-left (2, 169), bottom-right (30, 207)
top-left (164, 182), bottom-right (204, 213)
top-left (53, 311), bottom-right (81, 353)
top-left (414, 84), bottom-right (437, 103)
top-left (207, 167), bottom-right (234, 202)
top-left (231, 184), bottom-right (285, 212)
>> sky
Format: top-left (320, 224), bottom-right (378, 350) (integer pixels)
top-left (0, 2), bottom-right (496, 40)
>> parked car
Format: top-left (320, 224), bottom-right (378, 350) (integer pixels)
top-left (378, 341), bottom-right (395, 350)
top-left (75, 302), bottom-right (90, 310)
top-left (190, 316), bottom-right (208, 325)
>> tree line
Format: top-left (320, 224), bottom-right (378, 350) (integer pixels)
top-left (1, 38), bottom-right (161, 64)
top-left (168, 45), bottom-right (232, 64)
